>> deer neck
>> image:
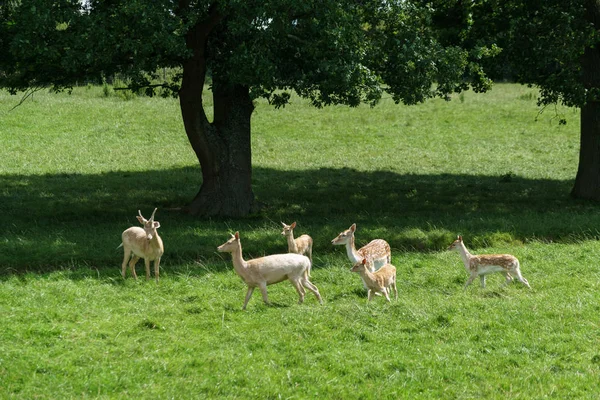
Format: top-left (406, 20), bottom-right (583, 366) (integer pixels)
top-left (359, 267), bottom-right (375, 282)
top-left (286, 233), bottom-right (298, 253)
top-left (146, 231), bottom-right (163, 253)
top-left (229, 243), bottom-right (249, 279)
top-left (345, 235), bottom-right (362, 263)
top-left (456, 242), bottom-right (473, 271)
top-left (151, 232), bottom-right (162, 248)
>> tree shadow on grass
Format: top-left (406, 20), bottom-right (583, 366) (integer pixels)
top-left (0, 166), bottom-right (598, 274)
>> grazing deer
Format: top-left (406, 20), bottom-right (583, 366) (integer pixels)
top-left (331, 223), bottom-right (391, 271)
top-left (119, 208), bottom-right (164, 282)
top-left (217, 232), bottom-right (323, 310)
top-left (447, 235), bottom-right (531, 289)
top-left (351, 259), bottom-right (398, 302)
top-left (281, 221), bottom-right (313, 269)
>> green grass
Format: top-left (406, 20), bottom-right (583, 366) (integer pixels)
top-left (1, 84), bottom-right (600, 398)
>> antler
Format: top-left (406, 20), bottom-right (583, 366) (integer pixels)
top-left (138, 210), bottom-right (145, 219)
top-left (150, 208), bottom-right (158, 221)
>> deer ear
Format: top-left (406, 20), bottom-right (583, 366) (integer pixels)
top-left (153, 221), bottom-right (160, 229)
top-left (291, 222), bottom-right (296, 229)
top-left (350, 223), bottom-right (356, 232)
top-left (458, 235), bottom-right (463, 241)
top-left (234, 232), bottom-right (240, 240)
top-left (362, 258), bottom-right (367, 265)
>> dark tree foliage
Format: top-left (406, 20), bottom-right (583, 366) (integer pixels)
top-left (3, 1), bottom-right (599, 213)
top-left (2, 0), bottom-right (493, 216)
top-left (432, 1), bottom-right (600, 200)
top-left (472, 1), bottom-right (600, 199)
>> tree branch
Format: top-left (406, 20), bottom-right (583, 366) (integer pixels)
top-left (113, 83), bottom-right (173, 91)
top-left (9, 86), bottom-right (45, 112)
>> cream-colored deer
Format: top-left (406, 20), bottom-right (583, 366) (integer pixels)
top-left (119, 208), bottom-right (164, 282)
top-left (281, 221), bottom-right (313, 266)
top-left (447, 235), bottom-right (531, 289)
top-left (217, 232), bottom-right (323, 310)
top-left (331, 223), bottom-right (391, 271)
top-left (351, 258), bottom-right (398, 302)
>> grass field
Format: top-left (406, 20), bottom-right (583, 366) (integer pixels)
top-left (1, 84), bottom-right (599, 398)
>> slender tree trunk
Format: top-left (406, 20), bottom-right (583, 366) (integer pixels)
top-left (177, 7), bottom-right (258, 217)
top-left (572, 0), bottom-right (600, 199)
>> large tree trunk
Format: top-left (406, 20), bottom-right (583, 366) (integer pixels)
top-left (572, 0), bottom-right (600, 199)
top-left (572, 102), bottom-right (600, 199)
top-left (182, 81), bottom-right (258, 217)
top-left (177, 8), bottom-right (258, 217)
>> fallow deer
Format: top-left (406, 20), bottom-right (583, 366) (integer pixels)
top-left (119, 208), bottom-right (163, 282)
top-left (217, 232), bottom-right (323, 310)
top-left (447, 235), bottom-right (530, 289)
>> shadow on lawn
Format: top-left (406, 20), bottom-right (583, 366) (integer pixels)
top-left (1, 166), bottom-right (599, 273)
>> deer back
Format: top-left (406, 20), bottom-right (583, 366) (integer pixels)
top-left (245, 253), bottom-right (310, 284)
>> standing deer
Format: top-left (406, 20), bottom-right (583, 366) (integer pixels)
top-left (119, 208), bottom-right (164, 282)
top-left (331, 223), bottom-right (391, 271)
top-left (281, 221), bottom-right (313, 271)
top-left (351, 258), bottom-right (398, 302)
top-left (447, 235), bottom-right (531, 289)
top-left (217, 231), bottom-right (323, 310)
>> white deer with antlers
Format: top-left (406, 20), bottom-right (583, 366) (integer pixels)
top-left (447, 235), bottom-right (531, 289)
top-left (119, 208), bottom-right (164, 282)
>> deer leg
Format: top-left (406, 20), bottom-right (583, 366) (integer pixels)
top-left (391, 281), bottom-right (398, 300)
top-left (382, 287), bottom-right (391, 302)
top-left (242, 287), bottom-right (255, 310)
top-left (367, 289), bottom-right (373, 302)
top-left (480, 275), bottom-right (486, 288)
top-left (144, 258), bottom-right (151, 280)
top-left (121, 248), bottom-right (131, 278)
top-left (502, 272), bottom-right (513, 286)
top-left (301, 278), bottom-right (323, 304)
top-left (154, 258), bottom-right (161, 283)
top-left (128, 256), bottom-right (140, 280)
top-left (258, 282), bottom-right (270, 305)
top-left (291, 279), bottom-right (305, 304)
top-left (464, 273), bottom-right (477, 289)
top-left (513, 269), bottom-right (531, 289)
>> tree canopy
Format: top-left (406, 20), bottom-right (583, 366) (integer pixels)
top-left (1, 1), bottom-right (493, 103)
top-left (2, 1), bottom-right (600, 214)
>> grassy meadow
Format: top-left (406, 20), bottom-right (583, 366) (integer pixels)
top-left (1, 84), bottom-right (599, 398)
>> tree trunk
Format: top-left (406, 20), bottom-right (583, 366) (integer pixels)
top-left (178, 8), bottom-right (258, 217)
top-left (572, 103), bottom-right (600, 199)
top-left (572, 0), bottom-right (600, 200)
top-left (182, 81), bottom-right (258, 217)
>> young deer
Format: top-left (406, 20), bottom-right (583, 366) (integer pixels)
top-left (331, 223), bottom-right (391, 271)
top-left (281, 221), bottom-right (313, 268)
top-left (217, 232), bottom-right (323, 310)
top-left (447, 235), bottom-right (531, 289)
top-left (119, 208), bottom-right (164, 282)
top-left (351, 259), bottom-right (397, 302)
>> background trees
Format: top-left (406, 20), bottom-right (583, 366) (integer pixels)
top-left (2, 1), bottom-right (599, 215)
top-left (0, 0), bottom-right (491, 216)
top-left (459, 0), bottom-right (600, 199)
